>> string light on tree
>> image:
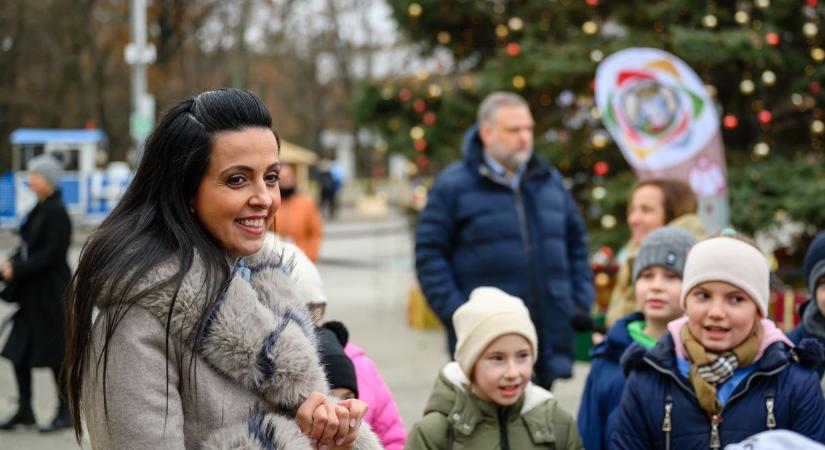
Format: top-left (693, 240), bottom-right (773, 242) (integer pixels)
top-left (590, 49), bottom-right (604, 62)
top-left (705, 84), bottom-right (718, 98)
top-left (740, 79), bottom-right (756, 95)
top-left (766, 32), bottom-right (780, 46)
top-left (761, 70), bottom-right (776, 86)
top-left (734, 11), bottom-right (750, 25)
top-left (592, 186), bottom-right (607, 200)
top-left (409, 126), bottom-right (425, 140)
top-left (755, 0), bottom-right (770, 8)
top-left (702, 14), bottom-right (718, 29)
top-left (812, 47), bottom-right (825, 61)
top-left (754, 141), bottom-right (770, 157)
top-left (600, 214), bottom-right (617, 229)
top-left (812, 120), bottom-right (825, 134)
top-left (508, 17), bottom-right (524, 31)
top-left (804, 22), bottom-right (819, 39)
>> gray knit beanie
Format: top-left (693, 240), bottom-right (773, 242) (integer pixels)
top-left (27, 154), bottom-right (63, 189)
top-left (632, 227), bottom-right (698, 283)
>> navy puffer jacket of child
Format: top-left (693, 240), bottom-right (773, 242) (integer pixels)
top-left (611, 334), bottom-right (825, 450)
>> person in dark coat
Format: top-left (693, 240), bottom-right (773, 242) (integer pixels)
top-left (578, 227), bottom-right (697, 450)
top-left (414, 91), bottom-right (594, 388)
top-left (0, 154), bottom-right (72, 432)
top-left (612, 235), bottom-right (825, 449)
top-left (788, 231), bottom-right (825, 378)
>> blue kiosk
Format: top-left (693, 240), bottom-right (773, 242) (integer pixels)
top-left (2, 128), bottom-right (130, 228)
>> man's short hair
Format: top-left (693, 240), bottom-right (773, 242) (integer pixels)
top-left (477, 92), bottom-right (530, 125)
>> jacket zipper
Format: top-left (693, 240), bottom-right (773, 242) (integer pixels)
top-left (662, 395), bottom-right (672, 450)
top-left (764, 390), bottom-right (776, 430)
top-left (643, 356), bottom-right (788, 449)
top-left (497, 406), bottom-right (511, 450)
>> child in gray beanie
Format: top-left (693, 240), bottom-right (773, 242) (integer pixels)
top-left (579, 227), bottom-right (696, 450)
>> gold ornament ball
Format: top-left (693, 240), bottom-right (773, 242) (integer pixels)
top-left (408, 3), bottom-right (422, 18)
top-left (437, 31), bottom-right (451, 45)
top-left (812, 120), bottom-right (825, 134)
top-left (427, 84), bottom-right (442, 98)
top-left (495, 24), bottom-right (509, 38)
top-left (512, 75), bottom-right (526, 90)
top-left (702, 14), bottom-right (718, 29)
top-left (740, 79), bottom-right (755, 95)
top-left (812, 47), bottom-right (825, 61)
top-left (409, 126), bottom-right (425, 140)
top-left (582, 21), bottom-right (599, 35)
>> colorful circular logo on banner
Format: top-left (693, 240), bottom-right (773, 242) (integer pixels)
top-left (595, 48), bottom-right (719, 170)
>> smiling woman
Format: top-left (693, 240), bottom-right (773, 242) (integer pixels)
top-left (63, 89), bottom-right (382, 450)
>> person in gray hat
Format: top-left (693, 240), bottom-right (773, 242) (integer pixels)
top-left (578, 227), bottom-right (697, 450)
top-left (0, 154), bottom-right (73, 432)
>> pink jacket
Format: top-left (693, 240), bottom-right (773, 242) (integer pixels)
top-left (344, 342), bottom-right (407, 450)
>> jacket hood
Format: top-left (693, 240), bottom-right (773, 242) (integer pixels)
top-left (592, 311), bottom-right (644, 361)
top-left (667, 316), bottom-right (794, 362)
top-left (424, 362), bottom-right (553, 420)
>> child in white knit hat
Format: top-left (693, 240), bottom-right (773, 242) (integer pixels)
top-left (613, 234), bottom-right (825, 449)
top-left (407, 287), bottom-right (582, 450)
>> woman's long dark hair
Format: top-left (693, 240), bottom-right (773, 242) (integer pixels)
top-left (64, 89), bottom-right (278, 441)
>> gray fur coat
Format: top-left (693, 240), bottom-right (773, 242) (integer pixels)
top-left (82, 235), bottom-right (384, 449)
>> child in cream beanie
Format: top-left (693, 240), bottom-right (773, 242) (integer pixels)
top-left (452, 287), bottom-right (538, 376)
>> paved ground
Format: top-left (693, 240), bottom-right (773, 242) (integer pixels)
top-left (0, 209), bottom-right (589, 448)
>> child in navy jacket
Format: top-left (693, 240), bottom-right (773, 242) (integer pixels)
top-left (577, 227), bottom-right (696, 450)
top-left (788, 231), bottom-right (825, 379)
top-left (612, 235), bottom-right (825, 449)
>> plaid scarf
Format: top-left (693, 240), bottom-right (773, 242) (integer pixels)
top-left (680, 321), bottom-right (762, 415)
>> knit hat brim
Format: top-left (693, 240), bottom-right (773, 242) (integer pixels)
top-left (454, 312), bottom-right (538, 377)
top-left (680, 237), bottom-right (770, 317)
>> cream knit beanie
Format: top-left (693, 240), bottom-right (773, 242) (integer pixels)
top-left (452, 287), bottom-right (538, 377)
top-left (680, 237), bottom-right (770, 317)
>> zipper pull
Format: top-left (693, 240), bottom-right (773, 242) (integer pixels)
top-left (662, 398), bottom-right (672, 432)
top-left (710, 414), bottom-right (723, 449)
top-left (765, 395), bottom-right (776, 429)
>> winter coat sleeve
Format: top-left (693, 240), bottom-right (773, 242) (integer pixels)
top-left (405, 413), bottom-right (448, 450)
top-left (578, 359), bottom-right (622, 450)
top-left (563, 187), bottom-right (594, 312)
top-left (350, 348), bottom-right (407, 450)
top-left (414, 177), bottom-right (466, 325)
top-left (788, 367), bottom-right (825, 442)
top-left (12, 202), bottom-right (71, 281)
top-left (84, 307), bottom-right (186, 450)
top-left (609, 372), bottom-right (652, 450)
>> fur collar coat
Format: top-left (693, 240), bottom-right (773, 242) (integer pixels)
top-left (82, 234), bottom-right (383, 449)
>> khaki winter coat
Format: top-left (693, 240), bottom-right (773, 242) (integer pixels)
top-left (405, 363), bottom-right (582, 450)
top-left (82, 234), bottom-right (383, 450)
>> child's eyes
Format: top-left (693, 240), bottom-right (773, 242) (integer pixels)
top-left (693, 291), bottom-right (710, 300)
top-left (517, 351), bottom-right (531, 360)
top-left (729, 296), bottom-right (745, 304)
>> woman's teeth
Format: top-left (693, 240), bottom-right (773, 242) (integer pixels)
top-left (237, 218), bottom-right (264, 228)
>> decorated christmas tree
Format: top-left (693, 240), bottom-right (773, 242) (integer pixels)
top-left (354, 0), bottom-right (825, 267)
